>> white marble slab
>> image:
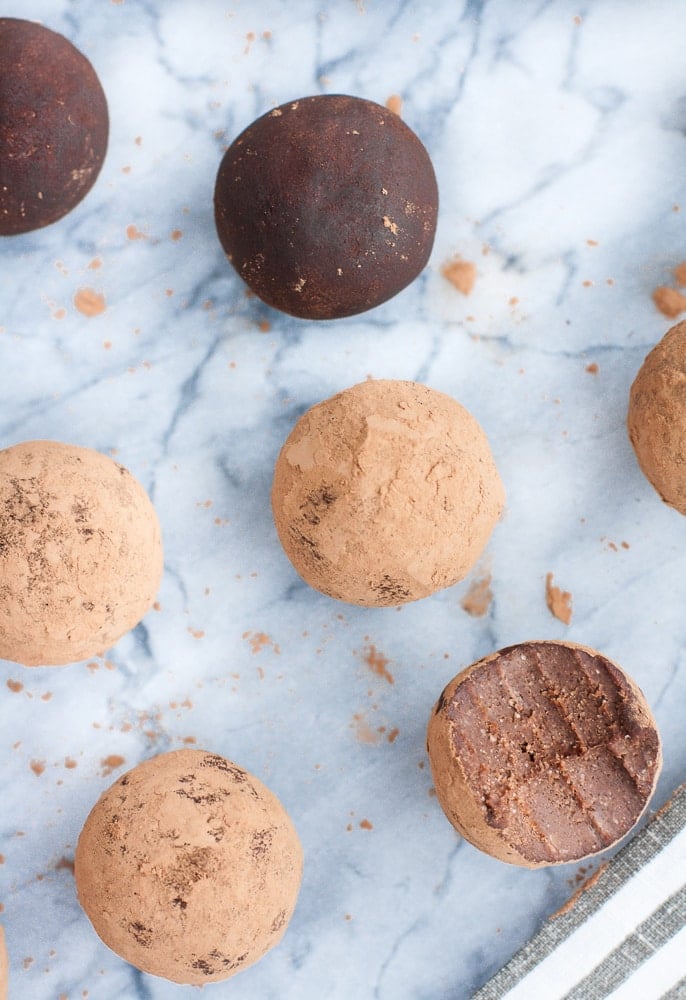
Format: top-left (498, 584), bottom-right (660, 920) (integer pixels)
top-left (1, 1), bottom-right (685, 997)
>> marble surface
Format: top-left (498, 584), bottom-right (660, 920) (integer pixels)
top-left (1, 1), bottom-right (685, 998)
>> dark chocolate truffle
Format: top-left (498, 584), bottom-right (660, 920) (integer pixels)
top-left (427, 641), bottom-right (661, 867)
top-left (0, 18), bottom-right (108, 236)
top-left (214, 94), bottom-right (438, 319)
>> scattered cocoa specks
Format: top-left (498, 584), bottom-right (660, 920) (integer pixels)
top-left (385, 94), bottom-right (402, 116)
top-left (55, 856), bottom-right (75, 875)
top-left (351, 713), bottom-right (380, 745)
top-left (674, 261), bottom-right (686, 286)
top-left (74, 288), bottom-right (106, 317)
top-left (6, 679), bottom-right (23, 693)
top-left (441, 256), bottom-right (476, 295)
top-left (359, 642), bottom-right (394, 684)
top-left (243, 631), bottom-right (281, 655)
top-left (359, 819), bottom-right (373, 830)
top-left (545, 573), bottom-right (573, 625)
top-left (585, 363), bottom-right (599, 374)
top-left (100, 755), bottom-right (126, 777)
top-left (126, 223), bottom-right (147, 241)
top-left (461, 574), bottom-right (493, 617)
top-left (30, 760), bottom-right (46, 777)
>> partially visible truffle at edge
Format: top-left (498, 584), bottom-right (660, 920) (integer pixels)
top-left (0, 17), bottom-right (108, 236)
top-left (628, 318), bottom-right (686, 515)
top-left (214, 94), bottom-right (438, 319)
top-left (0, 440), bottom-right (163, 667)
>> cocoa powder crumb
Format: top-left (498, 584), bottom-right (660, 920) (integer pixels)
top-left (652, 285), bottom-right (686, 318)
top-left (100, 755), bottom-right (126, 777)
top-left (74, 288), bottom-right (106, 317)
top-left (545, 572), bottom-right (573, 625)
top-left (460, 574), bottom-right (492, 617)
top-left (441, 256), bottom-right (476, 295)
top-left (385, 94), bottom-right (403, 117)
top-left (360, 643), bottom-right (394, 684)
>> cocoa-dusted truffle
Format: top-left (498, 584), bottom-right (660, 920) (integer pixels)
top-left (427, 641), bottom-right (662, 868)
top-left (272, 379), bottom-right (504, 606)
top-left (0, 18), bottom-right (108, 235)
top-left (214, 94), bottom-right (438, 319)
top-left (0, 925), bottom-right (6, 1000)
top-left (0, 440), bottom-right (162, 667)
top-left (628, 319), bottom-right (686, 514)
top-left (75, 749), bottom-right (303, 985)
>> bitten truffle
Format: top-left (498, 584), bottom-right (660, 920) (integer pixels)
top-left (214, 94), bottom-right (438, 319)
top-left (75, 749), bottom-right (303, 985)
top-left (0, 925), bottom-right (7, 1000)
top-left (272, 380), bottom-right (504, 606)
top-left (0, 440), bottom-right (163, 667)
top-left (0, 18), bottom-right (108, 235)
top-left (628, 319), bottom-right (686, 514)
top-left (427, 641), bottom-right (662, 867)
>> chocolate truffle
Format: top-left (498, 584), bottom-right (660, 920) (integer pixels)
top-left (0, 440), bottom-right (163, 667)
top-left (214, 94), bottom-right (438, 319)
top-left (628, 319), bottom-right (686, 514)
top-left (0, 18), bottom-right (108, 235)
top-left (427, 641), bottom-right (662, 867)
top-left (0, 925), bottom-right (6, 1000)
top-left (75, 749), bottom-right (303, 985)
top-left (272, 379), bottom-right (504, 606)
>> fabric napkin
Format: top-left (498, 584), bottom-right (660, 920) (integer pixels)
top-left (474, 784), bottom-right (686, 1000)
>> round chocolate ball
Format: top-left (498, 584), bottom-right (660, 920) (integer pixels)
top-left (214, 94), bottom-right (438, 319)
top-left (0, 18), bottom-right (108, 236)
top-left (0, 440), bottom-right (163, 667)
top-left (628, 319), bottom-right (686, 514)
top-left (427, 641), bottom-right (662, 867)
top-left (272, 379), bottom-right (504, 606)
top-left (75, 749), bottom-right (303, 985)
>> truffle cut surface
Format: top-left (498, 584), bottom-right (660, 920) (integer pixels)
top-left (427, 641), bottom-right (661, 867)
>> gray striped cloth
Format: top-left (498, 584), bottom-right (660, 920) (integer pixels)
top-left (474, 784), bottom-right (686, 1000)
